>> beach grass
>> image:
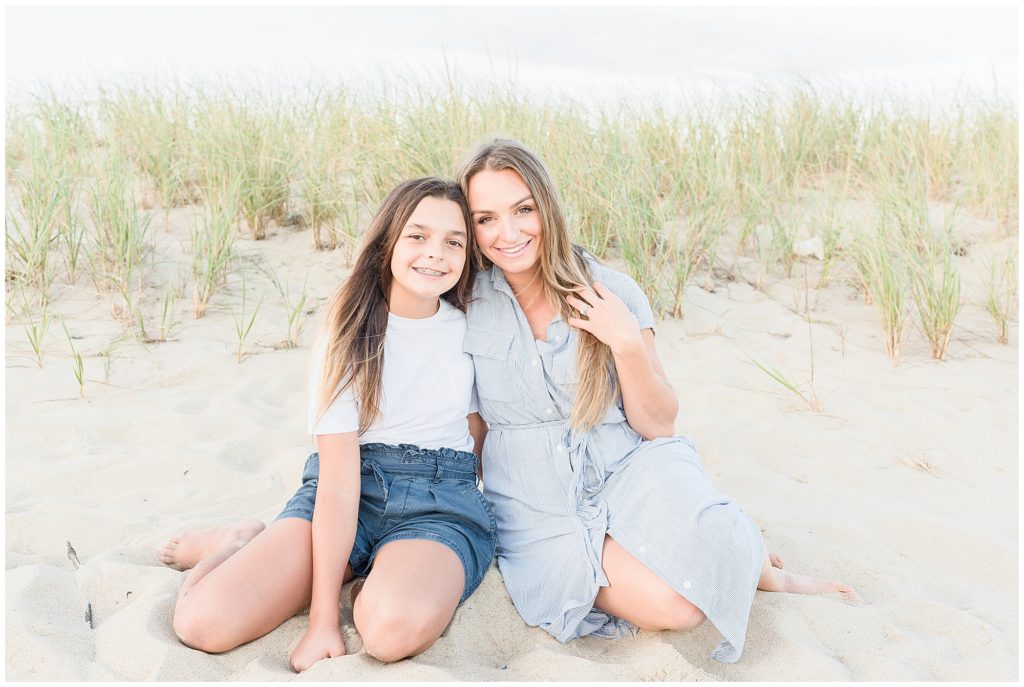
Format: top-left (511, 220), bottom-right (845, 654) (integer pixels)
top-left (5, 79), bottom-right (1018, 363)
top-left (985, 248), bottom-right (1018, 345)
top-left (853, 217), bottom-right (908, 361)
top-left (190, 186), bottom-right (238, 318)
top-left (85, 150), bottom-right (152, 322)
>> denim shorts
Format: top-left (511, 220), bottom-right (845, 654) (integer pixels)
top-left (276, 443), bottom-right (497, 603)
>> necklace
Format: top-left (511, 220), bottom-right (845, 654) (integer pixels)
top-left (510, 270), bottom-right (543, 311)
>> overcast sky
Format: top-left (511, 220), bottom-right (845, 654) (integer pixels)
top-left (6, 5), bottom-right (1018, 105)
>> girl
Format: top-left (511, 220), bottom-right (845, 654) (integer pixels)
top-left (457, 139), bottom-right (855, 664)
top-left (157, 177), bottom-right (497, 672)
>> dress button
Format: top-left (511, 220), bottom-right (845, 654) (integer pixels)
top-left (683, 580), bottom-right (692, 590)
top-left (638, 545), bottom-right (647, 553)
top-left (544, 407), bottom-right (553, 415)
top-left (556, 443), bottom-right (564, 452)
top-left (531, 358), bottom-right (538, 366)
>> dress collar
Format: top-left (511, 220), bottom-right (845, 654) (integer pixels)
top-left (488, 266), bottom-right (515, 298)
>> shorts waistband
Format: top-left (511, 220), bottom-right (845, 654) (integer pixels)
top-left (359, 442), bottom-right (478, 474)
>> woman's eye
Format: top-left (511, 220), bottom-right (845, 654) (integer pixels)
top-left (516, 205), bottom-right (534, 215)
top-left (476, 216), bottom-right (494, 225)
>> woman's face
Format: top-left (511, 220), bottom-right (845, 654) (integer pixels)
top-left (388, 196), bottom-right (468, 312)
top-left (467, 168), bottom-right (542, 277)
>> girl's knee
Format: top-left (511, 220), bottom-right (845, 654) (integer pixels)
top-left (355, 597), bottom-right (445, 662)
top-left (172, 603), bottom-right (237, 654)
top-left (172, 606), bottom-right (210, 652)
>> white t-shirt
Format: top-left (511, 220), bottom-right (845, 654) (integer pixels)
top-left (307, 299), bottom-right (477, 453)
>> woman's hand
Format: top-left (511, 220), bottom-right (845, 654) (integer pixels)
top-left (566, 282), bottom-right (644, 354)
top-left (290, 622), bottom-right (346, 672)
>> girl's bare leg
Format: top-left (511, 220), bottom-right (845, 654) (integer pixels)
top-left (160, 517), bottom-right (352, 653)
top-left (351, 539), bottom-right (464, 663)
top-left (157, 518), bottom-right (266, 572)
top-left (594, 535), bottom-right (857, 632)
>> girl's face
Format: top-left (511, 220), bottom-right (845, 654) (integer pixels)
top-left (388, 196), bottom-right (468, 314)
top-left (467, 168), bottom-right (542, 277)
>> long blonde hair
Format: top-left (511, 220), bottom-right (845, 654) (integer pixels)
top-left (317, 177), bottom-right (474, 433)
top-left (457, 138), bottom-right (616, 432)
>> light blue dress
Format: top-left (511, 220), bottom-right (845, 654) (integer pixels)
top-left (464, 257), bottom-right (765, 663)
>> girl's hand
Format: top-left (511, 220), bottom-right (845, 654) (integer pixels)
top-left (290, 623), bottom-right (346, 672)
top-left (566, 282), bottom-right (644, 355)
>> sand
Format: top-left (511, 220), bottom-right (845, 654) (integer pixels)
top-left (5, 204), bottom-right (1017, 680)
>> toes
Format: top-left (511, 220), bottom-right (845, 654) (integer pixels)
top-left (768, 552), bottom-right (785, 569)
top-left (838, 587), bottom-right (864, 605)
top-left (156, 544), bottom-right (174, 561)
top-left (156, 536), bottom-right (184, 568)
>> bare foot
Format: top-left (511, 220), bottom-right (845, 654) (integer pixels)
top-left (759, 567), bottom-right (860, 602)
top-left (157, 518), bottom-right (265, 571)
top-left (757, 551), bottom-right (859, 602)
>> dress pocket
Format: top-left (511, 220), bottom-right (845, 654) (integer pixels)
top-left (463, 328), bottom-right (519, 403)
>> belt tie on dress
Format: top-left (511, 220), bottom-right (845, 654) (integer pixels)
top-left (566, 427), bottom-right (610, 588)
top-left (488, 418), bottom-right (610, 587)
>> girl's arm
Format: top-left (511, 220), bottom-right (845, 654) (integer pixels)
top-left (566, 283), bottom-right (677, 439)
top-left (290, 431), bottom-right (361, 672)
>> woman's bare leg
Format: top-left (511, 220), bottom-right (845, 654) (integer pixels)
top-left (351, 539), bottom-right (464, 663)
top-left (594, 535), bottom-right (706, 631)
top-left (161, 517), bottom-right (352, 653)
top-left (594, 535), bottom-right (857, 632)
top-left (755, 550), bottom-right (857, 599)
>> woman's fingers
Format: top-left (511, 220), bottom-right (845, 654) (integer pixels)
top-left (565, 294), bottom-right (593, 314)
top-left (566, 316), bottom-right (593, 332)
top-left (591, 282), bottom-right (613, 300)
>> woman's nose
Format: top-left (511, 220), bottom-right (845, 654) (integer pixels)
top-left (499, 216), bottom-right (518, 242)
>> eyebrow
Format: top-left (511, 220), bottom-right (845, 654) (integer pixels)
top-left (405, 223), bottom-right (467, 238)
top-left (470, 195), bottom-right (534, 216)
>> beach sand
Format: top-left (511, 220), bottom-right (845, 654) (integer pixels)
top-left (6, 206), bottom-right (1017, 681)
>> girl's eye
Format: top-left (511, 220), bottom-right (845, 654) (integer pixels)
top-left (407, 233), bottom-right (425, 240)
top-left (447, 240), bottom-right (464, 248)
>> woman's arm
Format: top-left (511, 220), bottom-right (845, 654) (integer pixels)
top-left (290, 431), bottom-right (361, 672)
top-left (608, 327), bottom-right (678, 439)
top-left (468, 412), bottom-right (488, 480)
top-left (566, 282), bottom-right (677, 439)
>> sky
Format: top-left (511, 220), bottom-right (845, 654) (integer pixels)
top-left (5, 5), bottom-right (1019, 105)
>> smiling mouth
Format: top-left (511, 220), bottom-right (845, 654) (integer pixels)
top-left (496, 239), bottom-right (532, 256)
top-left (413, 267), bottom-right (447, 277)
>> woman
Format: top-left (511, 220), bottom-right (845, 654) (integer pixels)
top-left (157, 177), bottom-right (496, 671)
top-left (457, 139), bottom-right (854, 663)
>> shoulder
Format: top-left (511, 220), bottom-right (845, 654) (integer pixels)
top-left (582, 254), bottom-right (655, 328)
top-left (436, 299), bottom-right (467, 327)
top-left (471, 269), bottom-right (497, 297)
top-left (467, 268), bottom-right (507, 326)
top-left (584, 255), bottom-right (643, 299)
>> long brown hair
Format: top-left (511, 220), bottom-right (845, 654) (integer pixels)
top-left (316, 177), bottom-right (474, 433)
top-left (457, 138), bottom-right (616, 432)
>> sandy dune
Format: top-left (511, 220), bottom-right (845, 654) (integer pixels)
top-left (6, 207), bottom-right (1017, 680)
